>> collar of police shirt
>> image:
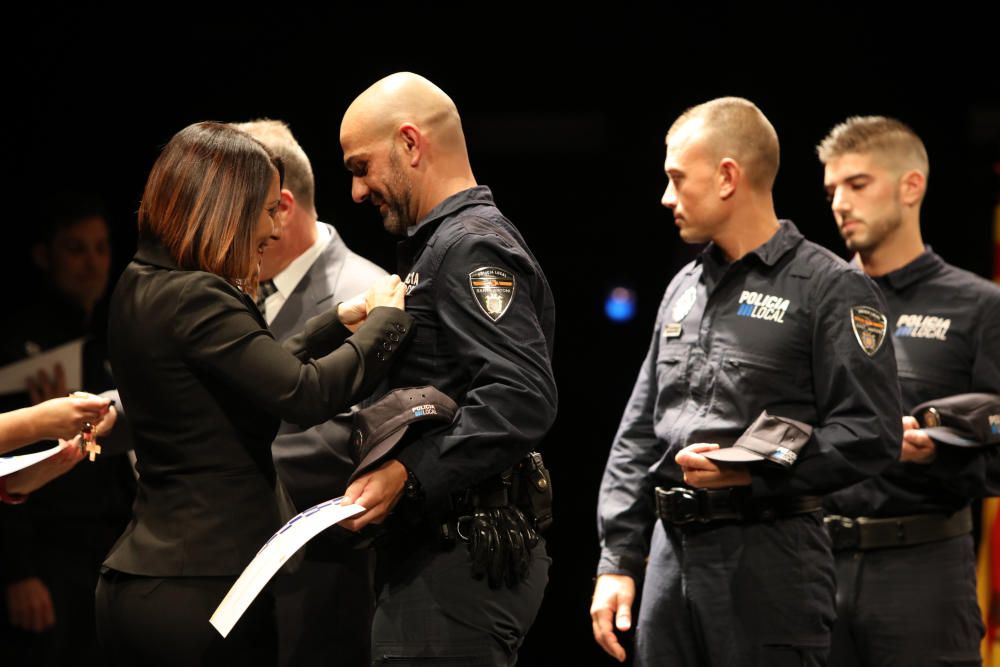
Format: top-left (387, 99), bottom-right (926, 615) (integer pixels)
top-left (854, 245), bottom-right (943, 291)
top-left (261, 220), bottom-right (333, 325)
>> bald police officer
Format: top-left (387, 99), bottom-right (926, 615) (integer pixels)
top-left (338, 73), bottom-right (557, 666)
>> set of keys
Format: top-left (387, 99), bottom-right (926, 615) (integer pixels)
top-left (69, 391), bottom-right (107, 462)
top-left (80, 422), bottom-right (102, 462)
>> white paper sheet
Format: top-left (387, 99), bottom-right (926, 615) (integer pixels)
top-left (0, 339), bottom-right (85, 395)
top-left (0, 444), bottom-right (65, 477)
top-left (210, 497), bottom-right (365, 637)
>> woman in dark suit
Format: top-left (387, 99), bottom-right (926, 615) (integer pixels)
top-left (94, 122), bottom-right (412, 666)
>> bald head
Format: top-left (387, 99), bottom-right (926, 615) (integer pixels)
top-left (667, 97), bottom-right (780, 191)
top-left (340, 73), bottom-right (478, 232)
top-left (341, 72), bottom-right (468, 156)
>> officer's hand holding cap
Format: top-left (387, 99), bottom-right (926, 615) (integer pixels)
top-left (702, 410), bottom-right (813, 468)
top-left (911, 392), bottom-right (1000, 448)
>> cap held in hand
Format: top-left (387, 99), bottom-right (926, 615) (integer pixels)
top-left (911, 392), bottom-right (1000, 448)
top-left (348, 386), bottom-right (457, 483)
top-left (702, 410), bottom-right (813, 468)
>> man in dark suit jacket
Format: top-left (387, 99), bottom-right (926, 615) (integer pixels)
top-left (234, 119), bottom-right (387, 667)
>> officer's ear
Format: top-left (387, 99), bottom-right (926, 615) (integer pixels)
top-left (718, 157), bottom-right (740, 200)
top-left (398, 123), bottom-right (423, 168)
top-left (276, 189), bottom-right (295, 228)
top-left (898, 169), bottom-right (926, 208)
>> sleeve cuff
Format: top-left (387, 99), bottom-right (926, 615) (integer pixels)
top-left (597, 551), bottom-right (646, 582)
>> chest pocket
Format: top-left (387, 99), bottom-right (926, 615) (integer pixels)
top-left (896, 361), bottom-right (964, 406)
top-left (721, 349), bottom-right (810, 401)
top-left (656, 343), bottom-right (690, 402)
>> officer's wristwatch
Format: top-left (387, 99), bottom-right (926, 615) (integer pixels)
top-left (403, 468), bottom-right (424, 503)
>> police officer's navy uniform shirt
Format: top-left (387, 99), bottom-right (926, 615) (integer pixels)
top-left (388, 186), bottom-right (557, 507)
top-left (597, 221), bottom-right (903, 580)
top-left (825, 249), bottom-right (1000, 519)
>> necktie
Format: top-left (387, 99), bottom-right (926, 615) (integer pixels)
top-left (256, 279), bottom-right (277, 316)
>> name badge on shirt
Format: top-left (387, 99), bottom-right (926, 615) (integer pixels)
top-left (663, 323), bottom-right (683, 339)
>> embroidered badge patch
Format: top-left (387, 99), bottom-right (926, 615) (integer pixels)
top-left (850, 305), bottom-right (888, 357)
top-left (469, 267), bottom-right (516, 322)
top-left (412, 404), bottom-right (437, 417)
top-left (894, 313), bottom-right (951, 341)
top-left (736, 290), bottom-right (790, 323)
top-left (769, 447), bottom-right (798, 466)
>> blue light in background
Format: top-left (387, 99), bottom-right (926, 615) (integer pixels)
top-left (605, 287), bottom-right (637, 323)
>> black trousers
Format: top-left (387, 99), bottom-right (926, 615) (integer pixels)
top-left (828, 534), bottom-right (983, 667)
top-left (273, 550), bottom-right (374, 667)
top-left (637, 513), bottom-right (836, 667)
top-left (95, 569), bottom-right (277, 667)
top-left (372, 532), bottom-right (549, 666)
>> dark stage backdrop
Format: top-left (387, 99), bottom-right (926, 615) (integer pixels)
top-left (4, 5), bottom-right (999, 665)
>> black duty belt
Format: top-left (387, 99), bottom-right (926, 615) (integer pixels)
top-left (824, 506), bottom-right (973, 551)
top-left (654, 486), bottom-right (822, 525)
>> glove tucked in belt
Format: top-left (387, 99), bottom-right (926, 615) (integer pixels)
top-left (457, 506), bottom-right (539, 589)
top-left (439, 453), bottom-right (552, 590)
top-left (655, 486), bottom-right (822, 525)
top-left (825, 506), bottom-right (973, 551)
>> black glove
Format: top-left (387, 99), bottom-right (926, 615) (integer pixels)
top-left (466, 506), bottom-right (538, 589)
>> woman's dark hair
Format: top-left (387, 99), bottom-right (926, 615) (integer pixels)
top-left (138, 121), bottom-right (283, 296)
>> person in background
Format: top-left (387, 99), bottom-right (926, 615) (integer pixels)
top-left (818, 115), bottom-right (998, 667)
top-left (233, 118), bottom-right (387, 667)
top-left (0, 195), bottom-right (135, 667)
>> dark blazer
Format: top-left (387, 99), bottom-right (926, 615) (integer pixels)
top-left (104, 238), bottom-right (412, 576)
top-left (270, 223), bottom-right (388, 513)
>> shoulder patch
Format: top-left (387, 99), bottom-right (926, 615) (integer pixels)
top-left (469, 266), bottom-right (516, 322)
top-left (850, 305), bottom-right (887, 357)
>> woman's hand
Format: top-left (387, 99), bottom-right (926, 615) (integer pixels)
top-left (5, 438), bottom-right (85, 495)
top-left (34, 394), bottom-right (111, 442)
top-left (338, 275), bottom-right (406, 332)
top-left (338, 293), bottom-right (370, 333)
top-left (365, 274), bottom-right (405, 312)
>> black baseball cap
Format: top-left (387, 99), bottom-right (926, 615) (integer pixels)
top-left (348, 386), bottom-right (457, 483)
top-left (911, 393), bottom-right (1000, 448)
top-left (703, 411), bottom-right (813, 468)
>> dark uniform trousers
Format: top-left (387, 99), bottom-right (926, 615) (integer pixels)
top-left (372, 531), bottom-right (550, 666)
top-left (823, 248), bottom-right (998, 667)
top-left (638, 513), bottom-right (835, 667)
top-left (828, 534), bottom-right (983, 667)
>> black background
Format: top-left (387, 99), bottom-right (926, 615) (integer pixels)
top-left (5, 5), bottom-right (1000, 664)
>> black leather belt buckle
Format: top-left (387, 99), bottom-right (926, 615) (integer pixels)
top-left (655, 486), bottom-right (705, 525)
top-left (824, 515), bottom-right (860, 550)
